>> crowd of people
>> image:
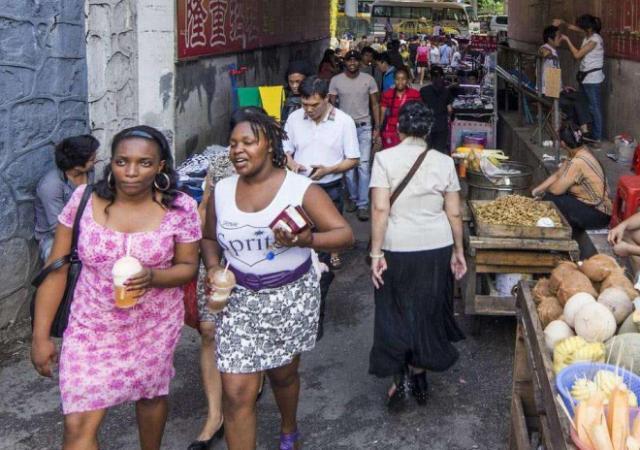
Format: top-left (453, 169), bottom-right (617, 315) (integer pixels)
top-left (30, 37), bottom-right (468, 449)
top-left (28, 14), bottom-right (611, 450)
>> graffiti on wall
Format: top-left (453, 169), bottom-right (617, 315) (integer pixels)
top-left (177, 0), bottom-right (330, 60)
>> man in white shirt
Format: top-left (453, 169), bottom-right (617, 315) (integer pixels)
top-left (284, 75), bottom-right (360, 271)
top-left (284, 75), bottom-right (360, 213)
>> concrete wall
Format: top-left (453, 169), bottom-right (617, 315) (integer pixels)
top-left (174, 39), bottom-right (328, 162)
top-left (85, 0), bottom-right (177, 161)
top-left (0, 0), bottom-right (89, 338)
top-left (85, 0), bottom-right (137, 161)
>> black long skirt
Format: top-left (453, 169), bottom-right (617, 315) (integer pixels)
top-left (369, 246), bottom-right (465, 378)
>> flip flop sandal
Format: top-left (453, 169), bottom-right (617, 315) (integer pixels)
top-left (280, 430), bottom-right (301, 450)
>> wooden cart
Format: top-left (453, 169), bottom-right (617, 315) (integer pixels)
top-left (461, 200), bottom-right (579, 316)
top-left (510, 281), bottom-right (575, 450)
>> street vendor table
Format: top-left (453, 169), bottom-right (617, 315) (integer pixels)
top-left (509, 281), bottom-right (575, 449)
top-left (461, 224), bottom-right (579, 316)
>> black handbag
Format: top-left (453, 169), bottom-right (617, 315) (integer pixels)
top-left (30, 185), bottom-right (93, 338)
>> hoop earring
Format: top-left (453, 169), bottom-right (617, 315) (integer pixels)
top-left (107, 172), bottom-right (115, 190)
top-left (154, 172), bottom-right (171, 192)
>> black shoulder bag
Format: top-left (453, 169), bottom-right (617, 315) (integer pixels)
top-left (30, 185), bottom-right (93, 338)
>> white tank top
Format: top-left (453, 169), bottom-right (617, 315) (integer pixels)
top-left (214, 171), bottom-right (312, 275)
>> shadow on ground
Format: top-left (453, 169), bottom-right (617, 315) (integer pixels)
top-left (0, 215), bottom-right (515, 450)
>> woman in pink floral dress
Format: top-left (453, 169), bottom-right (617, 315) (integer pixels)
top-left (31, 126), bottom-right (201, 450)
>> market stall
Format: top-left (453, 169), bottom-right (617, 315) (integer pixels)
top-left (449, 35), bottom-right (498, 154)
top-left (510, 255), bottom-right (640, 450)
top-left (461, 195), bottom-right (579, 316)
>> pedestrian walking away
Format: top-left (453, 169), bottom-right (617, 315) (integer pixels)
top-left (420, 66), bottom-right (454, 154)
top-left (30, 125), bottom-right (201, 450)
top-left (329, 50), bottom-right (381, 221)
top-left (369, 101), bottom-right (466, 411)
top-left (201, 107), bottom-right (354, 450)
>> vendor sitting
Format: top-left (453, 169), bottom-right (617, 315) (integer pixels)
top-left (531, 124), bottom-right (611, 231)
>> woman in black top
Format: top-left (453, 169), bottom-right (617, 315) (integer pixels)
top-left (281, 60), bottom-right (314, 124)
top-left (420, 66), bottom-right (453, 154)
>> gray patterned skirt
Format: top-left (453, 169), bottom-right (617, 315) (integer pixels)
top-left (214, 269), bottom-right (320, 373)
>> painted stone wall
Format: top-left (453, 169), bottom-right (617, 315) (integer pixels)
top-left (0, 0), bottom-right (89, 337)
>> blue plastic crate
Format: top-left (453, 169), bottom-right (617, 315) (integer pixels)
top-left (556, 362), bottom-right (640, 416)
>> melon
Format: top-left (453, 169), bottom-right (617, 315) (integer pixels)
top-left (574, 302), bottom-right (617, 342)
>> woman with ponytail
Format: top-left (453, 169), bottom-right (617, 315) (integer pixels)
top-left (31, 125), bottom-right (201, 449)
top-left (532, 123), bottom-right (611, 230)
top-left (201, 107), bottom-right (353, 449)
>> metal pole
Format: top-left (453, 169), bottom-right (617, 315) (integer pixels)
top-left (517, 53), bottom-right (523, 126)
top-left (553, 98), bottom-right (561, 162)
top-left (536, 56), bottom-right (543, 146)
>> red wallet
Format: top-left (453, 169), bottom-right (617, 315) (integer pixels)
top-left (269, 205), bottom-right (314, 234)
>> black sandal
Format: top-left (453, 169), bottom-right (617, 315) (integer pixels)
top-left (187, 425), bottom-right (224, 450)
top-left (386, 372), bottom-right (408, 411)
top-left (410, 372), bottom-right (429, 406)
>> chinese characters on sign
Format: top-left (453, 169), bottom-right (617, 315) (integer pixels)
top-left (177, 0), bottom-right (330, 60)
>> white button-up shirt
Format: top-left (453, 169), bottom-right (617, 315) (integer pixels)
top-left (283, 106), bottom-right (360, 185)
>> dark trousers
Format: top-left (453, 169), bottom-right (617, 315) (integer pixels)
top-left (559, 90), bottom-right (592, 129)
top-left (543, 193), bottom-right (610, 231)
top-left (430, 129), bottom-right (450, 155)
top-left (319, 180), bottom-right (344, 214)
top-left (315, 180), bottom-right (343, 340)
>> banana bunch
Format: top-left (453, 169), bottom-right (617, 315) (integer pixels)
top-left (453, 147), bottom-right (508, 172)
top-left (553, 337), bottom-right (605, 373)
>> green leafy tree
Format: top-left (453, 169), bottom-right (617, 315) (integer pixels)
top-left (478, 0), bottom-right (504, 15)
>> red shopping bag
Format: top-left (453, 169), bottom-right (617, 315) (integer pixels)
top-left (183, 278), bottom-right (200, 332)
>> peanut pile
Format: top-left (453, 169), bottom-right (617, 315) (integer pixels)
top-left (474, 195), bottom-right (562, 226)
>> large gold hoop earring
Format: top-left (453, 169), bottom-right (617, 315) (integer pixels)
top-left (154, 172), bottom-right (171, 192)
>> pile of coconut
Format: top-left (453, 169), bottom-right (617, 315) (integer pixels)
top-left (534, 255), bottom-right (639, 348)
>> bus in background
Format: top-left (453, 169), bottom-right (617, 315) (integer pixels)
top-left (337, 0), bottom-right (375, 37)
top-left (371, 1), bottom-right (473, 38)
top-left (338, 0), bottom-right (376, 19)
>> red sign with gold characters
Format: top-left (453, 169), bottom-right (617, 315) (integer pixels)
top-left (177, 0), bottom-right (330, 60)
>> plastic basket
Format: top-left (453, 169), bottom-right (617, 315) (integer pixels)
top-left (556, 362), bottom-right (640, 416)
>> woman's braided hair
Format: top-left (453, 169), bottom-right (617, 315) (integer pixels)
top-left (230, 107), bottom-right (288, 168)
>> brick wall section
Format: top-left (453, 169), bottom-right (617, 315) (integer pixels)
top-left (0, 0), bottom-right (89, 338)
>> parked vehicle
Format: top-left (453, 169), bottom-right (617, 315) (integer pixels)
top-left (489, 15), bottom-right (508, 36)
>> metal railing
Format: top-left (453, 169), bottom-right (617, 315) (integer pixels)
top-left (496, 45), bottom-right (561, 160)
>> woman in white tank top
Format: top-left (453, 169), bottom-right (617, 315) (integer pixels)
top-left (201, 107), bottom-right (354, 450)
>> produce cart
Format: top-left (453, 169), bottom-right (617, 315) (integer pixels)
top-left (509, 281), bottom-right (575, 449)
top-left (461, 198), bottom-right (580, 316)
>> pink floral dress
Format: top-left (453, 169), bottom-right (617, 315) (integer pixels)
top-left (57, 185), bottom-right (201, 414)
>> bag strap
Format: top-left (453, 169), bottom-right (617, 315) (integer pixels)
top-left (390, 149), bottom-right (429, 206)
top-left (573, 155), bottom-right (607, 207)
top-left (32, 185), bottom-right (93, 287)
top-left (70, 185), bottom-right (93, 253)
